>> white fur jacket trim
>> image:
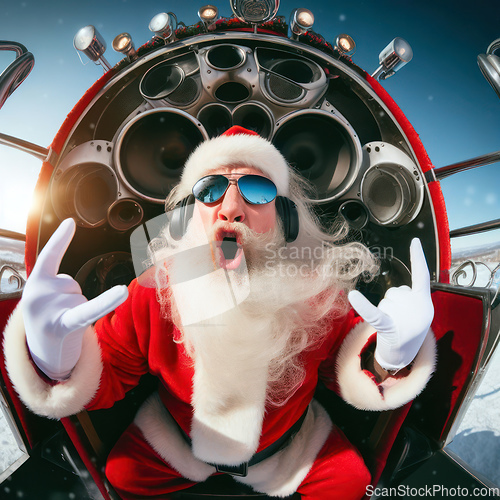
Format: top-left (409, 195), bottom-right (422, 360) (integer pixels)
top-left (3, 304), bottom-right (102, 419)
top-left (336, 321), bottom-right (437, 411)
top-left (135, 393), bottom-right (332, 496)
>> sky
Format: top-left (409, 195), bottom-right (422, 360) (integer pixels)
top-left (0, 0), bottom-right (499, 253)
top-left (0, 0), bottom-right (500, 488)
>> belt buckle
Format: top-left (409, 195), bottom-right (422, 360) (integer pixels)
top-left (215, 462), bottom-right (249, 477)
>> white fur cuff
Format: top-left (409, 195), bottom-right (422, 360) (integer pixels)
top-left (3, 304), bottom-right (103, 419)
top-left (336, 321), bottom-right (437, 411)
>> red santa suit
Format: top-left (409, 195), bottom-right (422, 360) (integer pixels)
top-left (3, 127), bottom-right (436, 499)
top-left (4, 278), bottom-right (436, 499)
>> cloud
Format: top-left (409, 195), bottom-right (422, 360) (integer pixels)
top-left (485, 193), bottom-right (497, 205)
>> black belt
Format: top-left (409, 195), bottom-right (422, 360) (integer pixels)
top-left (177, 407), bottom-right (309, 477)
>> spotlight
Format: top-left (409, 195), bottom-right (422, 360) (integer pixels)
top-left (289, 8), bottom-right (314, 39)
top-left (73, 25), bottom-right (111, 71)
top-left (478, 38), bottom-right (500, 99)
top-left (112, 32), bottom-right (137, 61)
top-left (149, 12), bottom-right (178, 43)
top-left (372, 37), bottom-right (413, 81)
top-left (230, 0), bottom-right (280, 25)
top-left (198, 5), bottom-right (219, 31)
top-left (335, 34), bottom-right (356, 56)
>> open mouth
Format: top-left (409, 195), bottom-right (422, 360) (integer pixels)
top-left (221, 236), bottom-right (238, 260)
top-left (214, 230), bottom-right (244, 270)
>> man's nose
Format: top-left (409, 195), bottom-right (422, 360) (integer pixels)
top-left (217, 184), bottom-right (246, 223)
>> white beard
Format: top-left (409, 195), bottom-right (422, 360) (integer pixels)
top-left (152, 207), bottom-right (349, 465)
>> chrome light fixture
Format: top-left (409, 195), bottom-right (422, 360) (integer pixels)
top-left (198, 5), bottom-right (219, 31)
top-left (230, 0), bottom-right (280, 27)
top-left (73, 25), bottom-right (111, 71)
top-left (372, 37), bottom-right (413, 81)
top-left (149, 12), bottom-right (178, 43)
top-left (289, 8), bottom-right (314, 39)
top-left (335, 34), bottom-right (356, 57)
top-left (478, 38), bottom-right (500, 99)
top-left (112, 32), bottom-right (137, 61)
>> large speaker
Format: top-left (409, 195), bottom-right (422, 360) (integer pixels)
top-left (360, 142), bottom-right (424, 226)
top-left (272, 110), bottom-right (362, 201)
top-left (51, 140), bottom-right (118, 228)
top-left (114, 108), bottom-right (208, 203)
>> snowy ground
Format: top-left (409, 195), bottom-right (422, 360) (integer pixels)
top-left (0, 408), bottom-right (26, 481)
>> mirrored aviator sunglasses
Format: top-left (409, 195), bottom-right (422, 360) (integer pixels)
top-left (192, 174), bottom-right (277, 205)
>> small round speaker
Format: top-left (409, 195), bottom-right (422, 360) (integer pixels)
top-left (232, 102), bottom-right (273, 139)
top-left (360, 142), bottom-right (424, 226)
top-left (206, 44), bottom-right (247, 71)
top-left (197, 103), bottom-right (232, 138)
top-left (107, 199), bottom-right (144, 232)
top-left (114, 109), bottom-right (208, 203)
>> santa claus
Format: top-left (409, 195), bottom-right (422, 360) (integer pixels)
top-left (3, 126), bottom-right (436, 499)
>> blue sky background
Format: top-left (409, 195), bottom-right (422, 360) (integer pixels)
top-left (0, 0), bottom-right (499, 252)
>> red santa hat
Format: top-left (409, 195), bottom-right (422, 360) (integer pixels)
top-left (177, 126), bottom-right (290, 198)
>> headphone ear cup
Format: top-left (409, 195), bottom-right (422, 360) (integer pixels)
top-left (170, 194), bottom-right (195, 240)
top-left (276, 196), bottom-right (299, 243)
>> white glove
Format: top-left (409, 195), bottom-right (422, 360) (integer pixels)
top-left (348, 238), bottom-right (434, 372)
top-left (22, 219), bottom-right (129, 380)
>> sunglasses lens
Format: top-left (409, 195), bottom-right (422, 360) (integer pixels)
top-left (193, 176), bottom-right (229, 203)
top-left (238, 175), bottom-right (277, 204)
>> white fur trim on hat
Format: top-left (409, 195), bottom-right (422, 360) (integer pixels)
top-left (3, 304), bottom-right (103, 419)
top-left (336, 321), bottom-right (437, 411)
top-left (178, 132), bottom-right (290, 198)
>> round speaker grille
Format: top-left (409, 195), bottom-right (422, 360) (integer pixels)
top-left (166, 76), bottom-right (199, 106)
top-left (115, 109), bottom-right (208, 202)
top-left (266, 73), bottom-right (304, 102)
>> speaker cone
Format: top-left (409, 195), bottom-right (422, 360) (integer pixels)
top-left (115, 109), bottom-right (208, 203)
top-left (339, 200), bottom-right (369, 229)
top-left (360, 142), bottom-right (424, 226)
top-left (232, 102), bottom-right (273, 139)
top-left (272, 110), bottom-right (361, 201)
top-left (108, 199), bottom-right (144, 232)
top-left (197, 103), bottom-right (232, 138)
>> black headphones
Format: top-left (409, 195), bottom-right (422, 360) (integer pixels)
top-left (169, 194), bottom-right (299, 243)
